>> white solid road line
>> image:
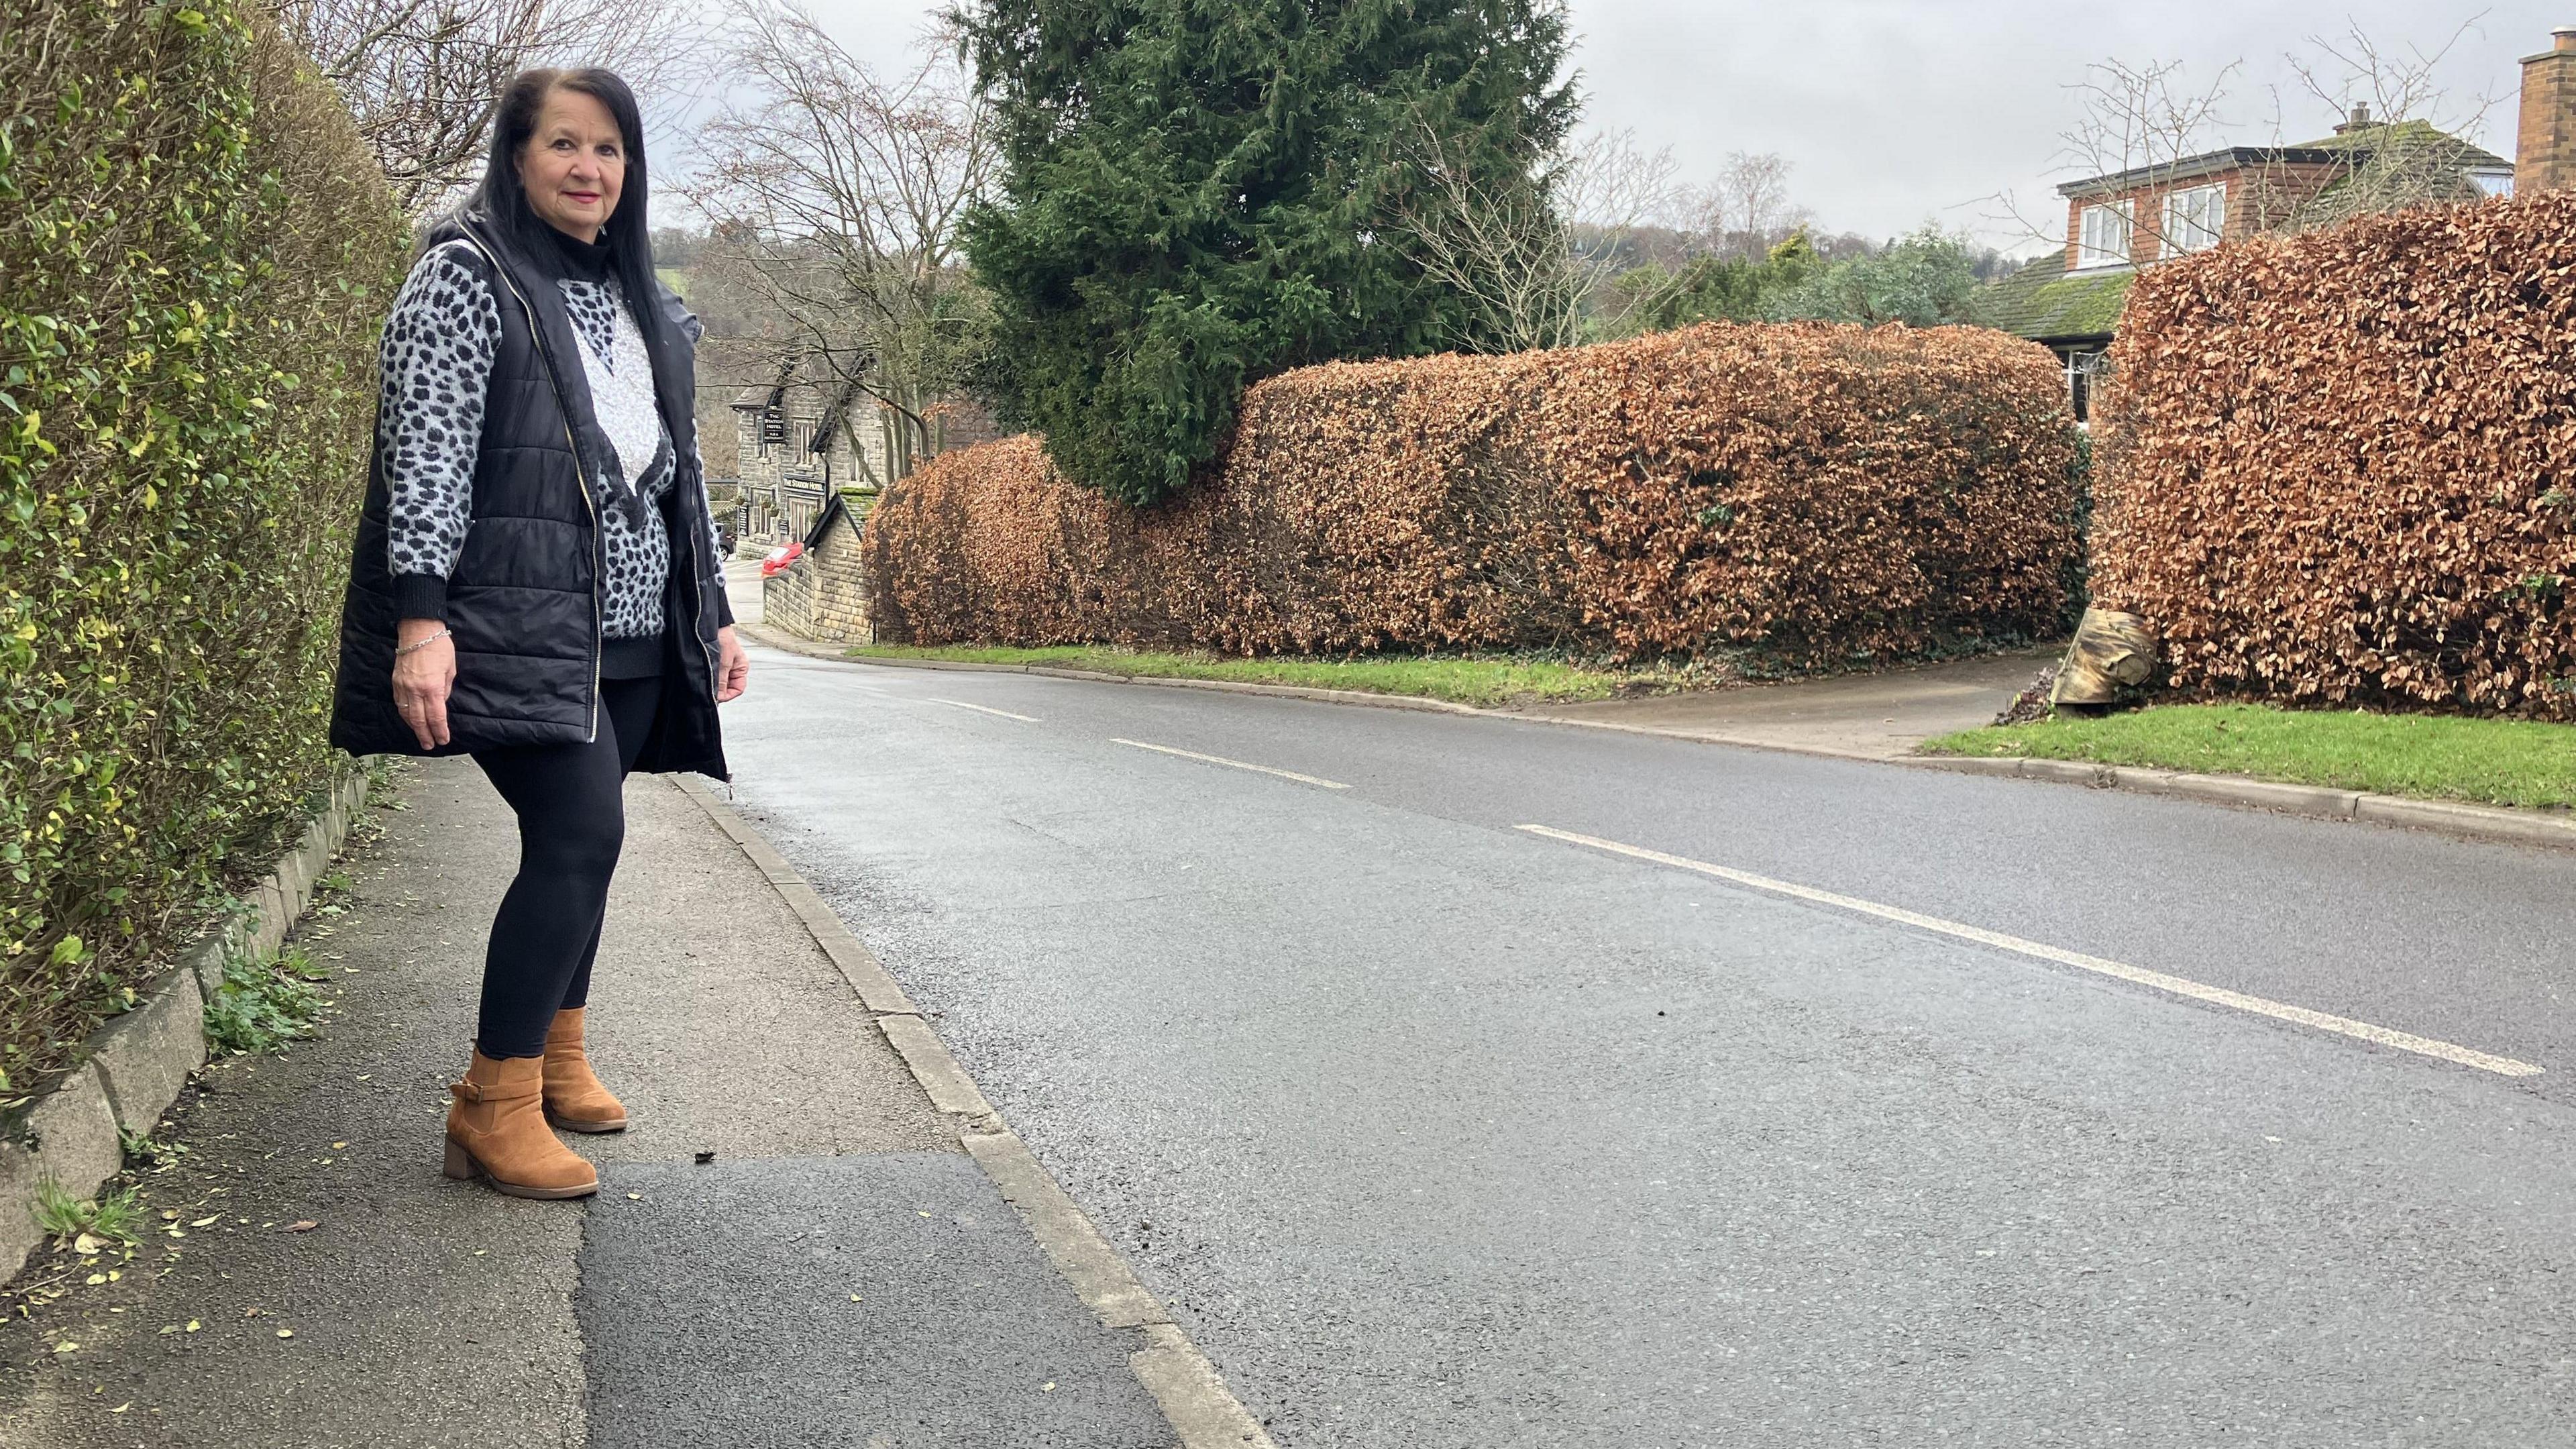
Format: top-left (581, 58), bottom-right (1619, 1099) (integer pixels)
top-left (1519, 823), bottom-right (2544, 1079)
top-left (1111, 738), bottom-right (1351, 790)
top-left (930, 697), bottom-right (1041, 722)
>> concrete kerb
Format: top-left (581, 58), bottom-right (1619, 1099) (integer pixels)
top-left (87, 973), bottom-right (209, 1136)
top-left (1906, 754), bottom-right (2576, 849)
top-left (1128, 1324), bottom-right (1276, 1449)
top-left (0, 1063), bottom-right (124, 1285)
top-left (182, 935), bottom-right (231, 1006)
top-left (2353, 793), bottom-right (2576, 847)
top-left (669, 772), bottom-right (1280, 1449)
top-left (1, 761), bottom-right (376, 1285)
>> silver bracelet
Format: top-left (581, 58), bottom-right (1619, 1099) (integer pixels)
top-left (394, 628), bottom-right (453, 657)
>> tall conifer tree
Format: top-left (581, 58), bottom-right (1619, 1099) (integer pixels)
top-left (957, 0), bottom-right (1574, 504)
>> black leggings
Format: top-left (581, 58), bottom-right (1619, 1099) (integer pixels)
top-left (471, 675), bottom-right (663, 1059)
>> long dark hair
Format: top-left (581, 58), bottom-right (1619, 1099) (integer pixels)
top-left (475, 67), bottom-right (666, 352)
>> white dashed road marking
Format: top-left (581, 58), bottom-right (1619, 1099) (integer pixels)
top-left (930, 698), bottom-right (1041, 722)
top-left (1111, 739), bottom-right (1350, 790)
top-left (1519, 823), bottom-right (2544, 1079)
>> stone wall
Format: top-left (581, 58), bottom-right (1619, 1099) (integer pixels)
top-left (761, 506), bottom-right (872, 643)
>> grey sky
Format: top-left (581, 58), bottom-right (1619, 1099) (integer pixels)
top-left (786, 1), bottom-right (2557, 255)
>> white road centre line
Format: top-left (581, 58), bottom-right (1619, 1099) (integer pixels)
top-left (930, 697), bottom-right (1041, 722)
top-left (1518, 823), bottom-right (2544, 1079)
top-left (1111, 738), bottom-right (1351, 790)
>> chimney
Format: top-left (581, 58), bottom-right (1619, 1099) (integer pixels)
top-left (2333, 102), bottom-right (2375, 134)
top-left (2518, 28), bottom-right (2576, 194)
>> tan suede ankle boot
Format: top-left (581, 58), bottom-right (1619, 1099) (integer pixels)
top-left (541, 1008), bottom-right (629, 1133)
top-left (444, 1051), bottom-right (598, 1199)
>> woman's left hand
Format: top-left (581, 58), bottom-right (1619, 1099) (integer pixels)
top-left (716, 625), bottom-right (750, 702)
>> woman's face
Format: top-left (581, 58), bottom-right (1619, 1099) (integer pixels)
top-left (517, 87), bottom-right (625, 241)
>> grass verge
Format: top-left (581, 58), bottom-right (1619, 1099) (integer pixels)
top-left (1923, 703), bottom-right (2576, 811)
top-left (847, 644), bottom-right (1653, 708)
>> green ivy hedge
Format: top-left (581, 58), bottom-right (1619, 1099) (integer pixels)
top-left (0, 0), bottom-right (405, 1089)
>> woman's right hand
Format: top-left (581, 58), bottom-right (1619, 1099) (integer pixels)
top-left (392, 617), bottom-right (456, 751)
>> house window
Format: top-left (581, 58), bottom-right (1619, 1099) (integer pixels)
top-left (2077, 201), bottom-right (2132, 268)
top-left (2161, 183), bottom-right (2224, 255)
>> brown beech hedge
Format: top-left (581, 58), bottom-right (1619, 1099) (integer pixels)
top-left (2092, 193), bottom-right (2576, 718)
top-left (864, 322), bottom-right (2081, 665)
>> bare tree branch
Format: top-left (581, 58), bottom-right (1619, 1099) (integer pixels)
top-left (1985, 23), bottom-right (2502, 260)
top-left (2277, 15), bottom-right (2504, 231)
top-left (684, 0), bottom-right (991, 478)
top-left (2286, 14), bottom-right (2494, 136)
top-left (1391, 122), bottom-right (1682, 352)
top-left (274, 0), bottom-right (712, 215)
top-left (1982, 56), bottom-right (2253, 259)
top-left (1690, 151), bottom-right (1811, 260)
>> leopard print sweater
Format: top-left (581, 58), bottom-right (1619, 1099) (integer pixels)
top-left (378, 240), bottom-right (718, 639)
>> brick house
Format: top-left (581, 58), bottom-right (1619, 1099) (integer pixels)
top-left (1984, 34), bottom-right (2559, 421)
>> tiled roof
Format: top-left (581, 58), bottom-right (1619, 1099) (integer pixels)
top-left (2288, 120), bottom-right (2510, 226)
top-left (2059, 146), bottom-right (2337, 197)
top-left (2289, 117), bottom-right (2507, 168)
top-left (1979, 254), bottom-right (2132, 345)
top-left (728, 370), bottom-right (855, 425)
top-left (2056, 120), bottom-right (2506, 198)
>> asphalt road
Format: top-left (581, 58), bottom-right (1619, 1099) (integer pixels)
top-left (720, 643), bottom-right (2576, 1448)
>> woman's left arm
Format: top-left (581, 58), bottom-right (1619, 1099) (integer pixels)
top-left (661, 283), bottom-right (748, 703)
top-left (715, 624), bottom-right (748, 703)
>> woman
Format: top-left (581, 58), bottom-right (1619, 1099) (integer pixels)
top-left (329, 68), bottom-right (750, 1199)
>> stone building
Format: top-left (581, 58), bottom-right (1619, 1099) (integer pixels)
top-left (759, 489), bottom-right (875, 643)
top-left (726, 358), bottom-right (1001, 641)
top-left (727, 366), bottom-right (999, 549)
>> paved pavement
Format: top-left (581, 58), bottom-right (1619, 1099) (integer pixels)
top-left (0, 759), bottom-right (1170, 1448)
top-left (727, 557), bottom-right (767, 627)
top-left (718, 640), bottom-right (2576, 1448)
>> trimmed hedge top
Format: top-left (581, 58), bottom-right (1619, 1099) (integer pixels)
top-left (862, 321), bottom-right (2083, 668)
